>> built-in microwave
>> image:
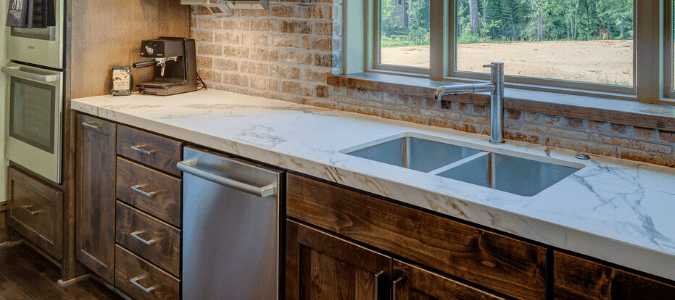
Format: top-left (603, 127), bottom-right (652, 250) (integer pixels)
top-left (2, 63), bottom-right (63, 183)
top-left (7, 0), bottom-right (64, 69)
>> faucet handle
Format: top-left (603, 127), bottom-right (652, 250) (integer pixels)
top-left (483, 64), bottom-right (495, 68)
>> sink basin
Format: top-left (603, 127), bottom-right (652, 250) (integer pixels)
top-left (437, 152), bottom-right (580, 196)
top-left (344, 136), bottom-right (482, 172)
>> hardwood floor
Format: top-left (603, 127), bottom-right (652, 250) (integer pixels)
top-left (0, 244), bottom-right (123, 300)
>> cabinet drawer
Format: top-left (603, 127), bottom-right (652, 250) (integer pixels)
top-left (116, 202), bottom-right (180, 277)
top-left (7, 167), bottom-right (63, 259)
top-left (287, 174), bottom-right (547, 300)
top-left (116, 158), bottom-right (181, 227)
top-left (115, 245), bottom-right (180, 300)
top-left (117, 125), bottom-right (182, 176)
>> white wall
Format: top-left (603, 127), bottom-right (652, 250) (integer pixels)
top-left (0, 0), bottom-right (8, 203)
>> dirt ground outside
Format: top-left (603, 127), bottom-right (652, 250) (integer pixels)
top-left (380, 40), bottom-right (634, 86)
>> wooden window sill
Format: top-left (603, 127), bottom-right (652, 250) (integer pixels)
top-left (328, 72), bottom-right (675, 132)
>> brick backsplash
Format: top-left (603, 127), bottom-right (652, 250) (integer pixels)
top-left (191, 4), bottom-right (675, 167)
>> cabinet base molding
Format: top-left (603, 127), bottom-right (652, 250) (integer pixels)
top-left (0, 239), bottom-right (23, 249)
top-left (57, 273), bottom-right (92, 287)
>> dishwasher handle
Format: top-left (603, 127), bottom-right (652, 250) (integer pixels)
top-left (177, 159), bottom-right (278, 197)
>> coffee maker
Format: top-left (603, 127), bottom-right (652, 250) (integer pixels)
top-left (133, 37), bottom-right (198, 96)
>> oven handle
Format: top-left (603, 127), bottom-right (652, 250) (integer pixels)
top-left (1, 66), bottom-right (59, 82)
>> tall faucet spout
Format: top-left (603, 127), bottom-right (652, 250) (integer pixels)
top-left (433, 62), bottom-right (505, 144)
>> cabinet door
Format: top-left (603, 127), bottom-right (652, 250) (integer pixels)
top-left (286, 220), bottom-right (392, 300)
top-left (554, 251), bottom-right (675, 300)
top-left (76, 114), bottom-right (116, 283)
top-left (393, 260), bottom-right (506, 300)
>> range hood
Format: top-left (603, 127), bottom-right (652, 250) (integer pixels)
top-left (182, 0), bottom-right (269, 17)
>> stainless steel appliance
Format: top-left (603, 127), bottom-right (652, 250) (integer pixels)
top-left (8, 0), bottom-right (64, 69)
top-left (179, 146), bottom-right (283, 300)
top-left (3, 0), bottom-right (65, 183)
top-left (2, 62), bottom-right (63, 183)
top-left (132, 37), bottom-right (198, 96)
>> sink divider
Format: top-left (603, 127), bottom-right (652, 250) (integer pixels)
top-left (427, 152), bottom-right (490, 175)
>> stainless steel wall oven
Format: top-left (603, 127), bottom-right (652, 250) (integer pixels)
top-left (2, 0), bottom-right (64, 183)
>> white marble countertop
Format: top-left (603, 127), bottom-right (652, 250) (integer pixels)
top-left (73, 90), bottom-right (675, 281)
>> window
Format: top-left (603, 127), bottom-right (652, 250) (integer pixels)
top-left (376, 0), bottom-right (431, 71)
top-left (367, 0), bottom-right (668, 103)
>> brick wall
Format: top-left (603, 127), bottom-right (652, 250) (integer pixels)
top-left (191, 1), bottom-right (341, 109)
top-left (191, 4), bottom-right (675, 167)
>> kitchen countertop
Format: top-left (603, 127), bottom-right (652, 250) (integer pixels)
top-left (73, 90), bottom-right (675, 281)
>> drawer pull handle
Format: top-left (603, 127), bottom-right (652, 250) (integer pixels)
top-left (81, 121), bottom-right (103, 129)
top-left (131, 145), bottom-right (159, 155)
top-left (130, 275), bottom-right (158, 293)
top-left (393, 276), bottom-right (406, 300)
top-left (131, 184), bottom-right (159, 197)
top-left (374, 271), bottom-right (386, 300)
top-left (20, 205), bottom-right (42, 215)
top-left (131, 231), bottom-right (156, 245)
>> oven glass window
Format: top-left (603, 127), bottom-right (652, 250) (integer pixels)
top-left (10, 77), bottom-right (56, 154)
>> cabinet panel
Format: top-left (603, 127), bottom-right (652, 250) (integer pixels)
top-left (116, 158), bottom-right (181, 227)
top-left (287, 173), bottom-right (547, 300)
top-left (393, 260), bottom-right (506, 300)
top-left (115, 245), bottom-right (180, 300)
top-left (77, 114), bottom-right (116, 283)
top-left (286, 220), bottom-right (392, 300)
top-left (7, 167), bottom-right (63, 259)
top-left (116, 202), bottom-right (181, 277)
top-left (116, 125), bottom-right (182, 177)
top-left (554, 251), bottom-right (675, 300)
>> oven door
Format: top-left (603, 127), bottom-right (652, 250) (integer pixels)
top-left (7, 0), bottom-right (64, 69)
top-left (2, 63), bottom-right (63, 183)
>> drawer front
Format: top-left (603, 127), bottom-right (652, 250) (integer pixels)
top-left (117, 125), bottom-right (182, 176)
top-left (116, 158), bottom-right (181, 227)
top-left (115, 245), bottom-right (180, 300)
top-left (287, 174), bottom-right (547, 300)
top-left (116, 202), bottom-right (180, 277)
top-left (7, 167), bottom-right (63, 259)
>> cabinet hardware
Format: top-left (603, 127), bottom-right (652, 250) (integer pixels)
top-left (129, 275), bottom-right (158, 293)
top-left (131, 184), bottom-right (159, 197)
top-left (20, 204), bottom-right (42, 215)
top-left (131, 145), bottom-right (159, 155)
top-left (393, 276), bottom-right (406, 300)
top-left (374, 271), bottom-right (386, 300)
top-left (130, 231), bottom-right (156, 245)
top-left (81, 121), bottom-right (103, 129)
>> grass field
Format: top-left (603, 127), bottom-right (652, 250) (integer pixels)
top-left (380, 40), bottom-right (634, 86)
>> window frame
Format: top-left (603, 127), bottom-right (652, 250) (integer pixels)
top-left (367, 0), bottom-right (667, 103)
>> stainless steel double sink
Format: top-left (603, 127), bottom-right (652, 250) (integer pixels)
top-left (341, 134), bottom-right (582, 197)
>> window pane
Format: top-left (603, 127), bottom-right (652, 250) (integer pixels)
top-left (380, 0), bottom-right (431, 68)
top-left (455, 0), bottom-right (634, 87)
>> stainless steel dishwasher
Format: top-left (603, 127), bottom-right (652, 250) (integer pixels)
top-left (179, 146), bottom-right (284, 300)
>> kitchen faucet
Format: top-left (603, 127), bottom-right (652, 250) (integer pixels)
top-left (434, 62), bottom-right (505, 144)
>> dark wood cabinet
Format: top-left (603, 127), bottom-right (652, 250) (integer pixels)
top-left (393, 260), bottom-right (506, 300)
top-left (554, 251), bottom-right (675, 300)
top-left (286, 220), bottom-right (392, 300)
top-left (7, 167), bottom-right (63, 259)
top-left (287, 173), bottom-right (547, 300)
top-left (76, 114), bottom-right (117, 283)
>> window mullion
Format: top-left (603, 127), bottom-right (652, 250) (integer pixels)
top-left (635, 0), bottom-right (660, 103)
top-left (430, 0), bottom-right (449, 80)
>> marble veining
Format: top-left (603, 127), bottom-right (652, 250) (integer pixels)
top-left (73, 90), bottom-right (675, 281)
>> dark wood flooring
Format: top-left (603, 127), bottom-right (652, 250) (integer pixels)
top-left (0, 244), bottom-right (123, 300)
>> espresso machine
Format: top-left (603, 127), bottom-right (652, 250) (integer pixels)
top-left (133, 37), bottom-right (198, 96)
